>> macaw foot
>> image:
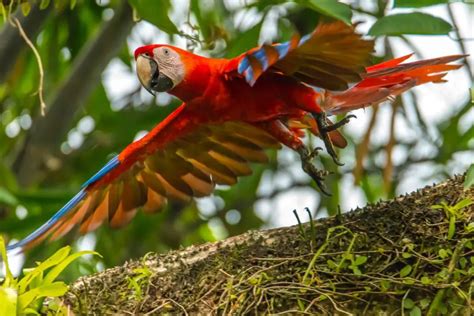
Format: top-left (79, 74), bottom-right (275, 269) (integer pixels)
top-left (313, 112), bottom-right (356, 166)
top-left (297, 145), bottom-right (331, 195)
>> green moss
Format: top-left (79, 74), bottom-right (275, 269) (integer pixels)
top-left (62, 175), bottom-right (473, 314)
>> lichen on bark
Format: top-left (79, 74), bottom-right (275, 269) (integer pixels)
top-left (62, 175), bottom-right (473, 315)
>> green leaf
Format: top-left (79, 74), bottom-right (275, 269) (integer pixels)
top-left (400, 265), bottom-right (412, 277)
top-left (419, 298), bottom-right (431, 309)
top-left (438, 249), bottom-right (449, 258)
top-left (394, 0), bottom-right (447, 8)
top-left (40, 0), bottom-right (51, 10)
top-left (18, 282), bottom-right (68, 310)
top-left (0, 237), bottom-right (14, 287)
top-left (402, 252), bottom-right (412, 258)
top-left (464, 164), bottom-right (474, 188)
top-left (18, 247), bottom-right (71, 294)
top-left (21, 2), bottom-right (31, 16)
top-left (447, 214), bottom-right (456, 239)
top-left (326, 259), bottom-right (338, 269)
top-left (297, 0), bottom-right (352, 25)
top-left (22, 308), bottom-right (40, 315)
top-left (369, 13), bottom-right (452, 36)
top-left (421, 276), bottom-right (432, 284)
top-left (403, 298), bottom-right (415, 309)
top-left (453, 198), bottom-right (473, 211)
top-left (0, 287), bottom-right (17, 316)
top-left (409, 306), bottom-right (422, 316)
top-left (44, 250), bottom-right (100, 285)
top-left (128, 0), bottom-right (179, 34)
top-left (354, 255), bottom-right (367, 265)
top-left (0, 187), bottom-right (18, 206)
top-left (466, 222), bottom-right (474, 233)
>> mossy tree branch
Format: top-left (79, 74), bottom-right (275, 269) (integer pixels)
top-left (63, 175), bottom-right (473, 314)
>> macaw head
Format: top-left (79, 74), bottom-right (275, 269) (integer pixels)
top-left (134, 45), bottom-right (186, 95)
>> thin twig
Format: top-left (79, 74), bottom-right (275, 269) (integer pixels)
top-left (446, 2), bottom-right (472, 80)
top-left (353, 105), bottom-right (379, 184)
top-left (383, 99), bottom-right (400, 195)
top-left (12, 16), bottom-right (47, 115)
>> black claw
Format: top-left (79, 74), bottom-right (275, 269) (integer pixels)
top-left (297, 145), bottom-right (331, 195)
top-left (312, 112), bottom-right (357, 166)
top-left (321, 114), bottom-right (357, 133)
top-left (309, 146), bottom-right (323, 159)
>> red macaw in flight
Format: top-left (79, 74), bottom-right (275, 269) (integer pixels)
top-left (8, 21), bottom-right (464, 251)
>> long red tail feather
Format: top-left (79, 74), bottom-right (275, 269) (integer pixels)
top-left (321, 54), bottom-right (466, 115)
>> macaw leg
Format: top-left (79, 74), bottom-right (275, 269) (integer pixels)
top-left (312, 112), bottom-right (356, 166)
top-left (296, 145), bottom-right (331, 195)
top-left (256, 119), bottom-right (331, 195)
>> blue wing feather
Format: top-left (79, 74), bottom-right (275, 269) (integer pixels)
top-left (253, 49), bottom-right (269, 71)
top-left (237, 34), bottom-right (305, 85)
top-left (7, 190), bottom-right (87, 251)
top-left (7, 155), bottom-right (121, 252)
top-left (82, 156), bottom-right (120, 187)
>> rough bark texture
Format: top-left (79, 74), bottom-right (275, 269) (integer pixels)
top-left (63, 175), bottom-right (473, 315)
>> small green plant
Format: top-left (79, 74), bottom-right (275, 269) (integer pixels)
top-left (431, 198), bottom-right (473, 240)
top-left (127, 264), bottom-right (152, 300)
top-left (0, 236), bottom-right (99, 315)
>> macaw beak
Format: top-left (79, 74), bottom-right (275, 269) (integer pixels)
top-left (136, 54), bottom-right (174, 95)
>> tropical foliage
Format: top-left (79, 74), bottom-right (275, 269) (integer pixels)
top-left (0, 0), bottom-right (472, 283)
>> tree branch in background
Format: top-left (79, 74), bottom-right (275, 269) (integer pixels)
top-left (63, 174), bottom-right (473, 314)
top-left (13, 0), bottom-right (134, 187)
top-left (0, 2), bottom-right (51, 83)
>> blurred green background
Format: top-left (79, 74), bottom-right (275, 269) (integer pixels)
top-left (0, 0), bottom-right (472, 281)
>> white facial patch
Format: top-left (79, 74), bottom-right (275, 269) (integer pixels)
top-left (153, 47), bottom-right (185, 87)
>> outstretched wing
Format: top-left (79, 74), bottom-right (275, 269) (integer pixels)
top-left (8, 103), bottom-right (280, 251)
top-left (226, 21), bottom-right (374, 90)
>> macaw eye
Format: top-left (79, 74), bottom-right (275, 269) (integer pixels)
top-left (163, 48), bottom-right (170, 56)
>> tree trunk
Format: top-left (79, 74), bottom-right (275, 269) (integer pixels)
top-left (12, 0), bottom-right (134, 187)
top-left (63, 174), bottom-right (473, 315)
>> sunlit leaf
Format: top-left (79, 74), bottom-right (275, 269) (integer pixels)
top-left (296, 0), bottom-right (352, 25)
top-left (128, 0), bottom-right (179, 34)
top-left (0, 237), bottom-right (14, 287)
top-left (0, 288), bottom-right (17, 316)
top-left (369, 13), bottom-right (452, 36)
top-left (18, 247), bottom-right (71, 294)
top-left (44, 250), bottom-right (100, 284)
top-left (452, 198), bottom-right (473, 211)
top-left (394, 0), bottom-right (447, 8)
top-left (18, 282), bottom-right (68, 310)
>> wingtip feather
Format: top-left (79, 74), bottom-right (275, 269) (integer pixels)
top-left (6, 189), bottom-right (87, 252)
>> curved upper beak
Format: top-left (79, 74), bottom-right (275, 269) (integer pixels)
top-left (136, 54), bottom-right (158, 96)
top-left (136, 54), bottom-right (175, 95)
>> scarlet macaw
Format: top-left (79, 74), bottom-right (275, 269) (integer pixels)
top-left (8, 21), bottom-right (464, 251)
